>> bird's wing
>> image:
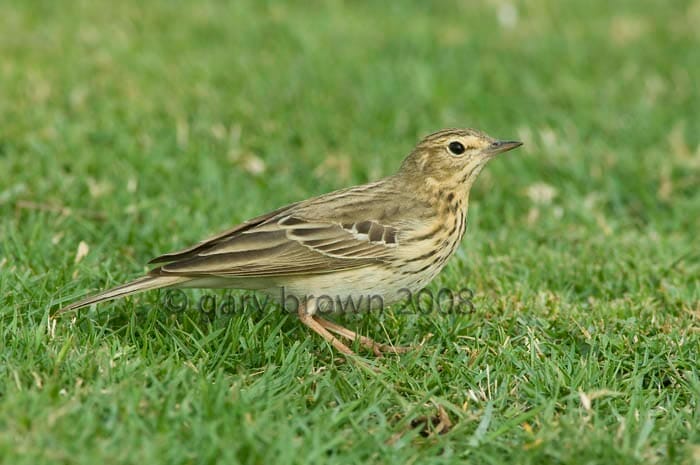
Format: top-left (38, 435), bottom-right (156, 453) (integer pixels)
top-left (148, 184), bottom-right (421, 278)
top-left (148, 202), bottom-right (300, 265)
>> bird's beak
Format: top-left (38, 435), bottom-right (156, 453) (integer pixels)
top-left (486, 139), bottom-right (523, 155)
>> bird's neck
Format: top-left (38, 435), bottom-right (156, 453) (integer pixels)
top-left (414, 175), bottom-right (470, 215)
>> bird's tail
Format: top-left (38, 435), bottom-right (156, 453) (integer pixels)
top-left (56, 275), bottom-right (189, 314)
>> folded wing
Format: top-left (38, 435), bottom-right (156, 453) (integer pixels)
top-left (148, 213), bottom-right (399, 278)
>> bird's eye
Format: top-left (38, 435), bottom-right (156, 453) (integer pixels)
top-left (448, 141), bottom-right (465, 155)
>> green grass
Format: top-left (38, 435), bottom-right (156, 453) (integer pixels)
top-left (1, 0), bottom-right (699, 463)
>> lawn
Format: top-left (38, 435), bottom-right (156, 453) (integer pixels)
top-left (1, 0), bottom-right (699, 463)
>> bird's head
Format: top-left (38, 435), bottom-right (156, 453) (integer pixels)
top-left (399, 128), bottom-right (522, 194)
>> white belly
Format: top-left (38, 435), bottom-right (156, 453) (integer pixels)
top-left (267, 265), bottom-right (438, 314)
top-left (179, 264), bottom-right (443, 315)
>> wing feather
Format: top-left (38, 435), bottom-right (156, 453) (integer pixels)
top-left (148, 202), bottom-right (299, 264)
top-left (147, 182), bottom-right (431, 279)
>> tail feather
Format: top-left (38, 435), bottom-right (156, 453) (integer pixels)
top-left (57, 275), bottom-right (189, 314)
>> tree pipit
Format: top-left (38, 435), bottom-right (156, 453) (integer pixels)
top-left (58, 128), bottom-right (522, 357)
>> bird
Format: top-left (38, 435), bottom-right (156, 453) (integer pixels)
top-left (57, 128), bottom-right (522, 357)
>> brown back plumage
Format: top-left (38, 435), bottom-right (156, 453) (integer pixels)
top-left (147, 179), bottom-right (434, 277)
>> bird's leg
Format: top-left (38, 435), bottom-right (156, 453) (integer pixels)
top-left (314, 316), bottom-right (412, 355)
top-left (297, 301), bottom-right (356, 356)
